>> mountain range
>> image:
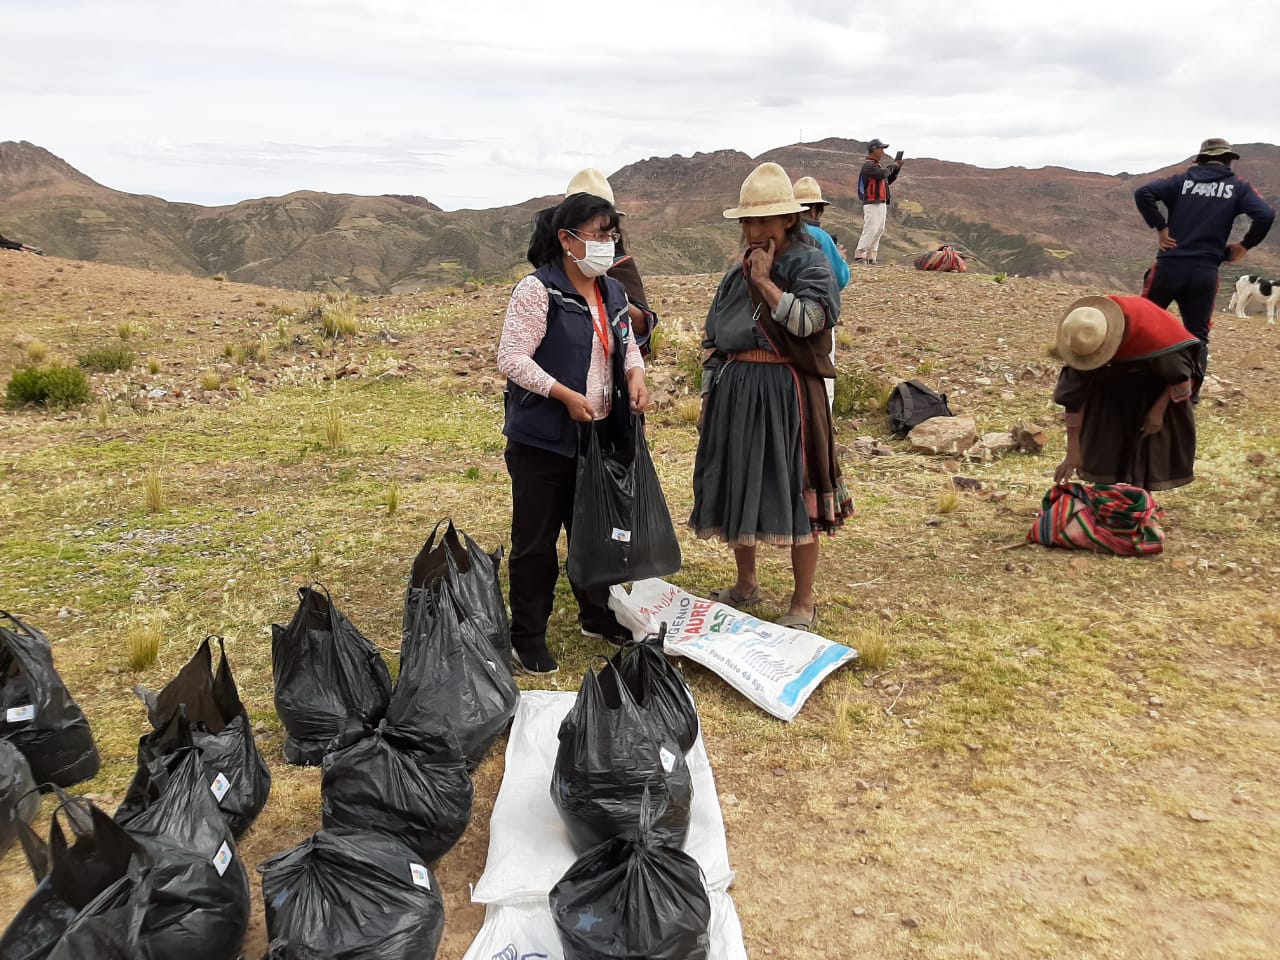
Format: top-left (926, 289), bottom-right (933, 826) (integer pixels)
top-left (2, 138), bottom-right (1277, 294)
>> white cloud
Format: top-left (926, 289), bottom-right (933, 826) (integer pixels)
top-left (4, 0), bottom-right (1277, 209)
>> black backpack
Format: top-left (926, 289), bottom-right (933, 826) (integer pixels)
top-left (887, 380), bottom-right (953, 437)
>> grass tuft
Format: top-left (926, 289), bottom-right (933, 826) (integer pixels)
top-left (832, 369), bottom-right (892, 418)
top-left (385, 480), bottom-right (400, 515)
top-left (24, 340), bottom-right (50, 365)
top-left (117, 320), bottom-right (137, 340)
top-left (937, 485), bottom-right (961, 514)
top-left (676, 397), bottom-right (702, 424)
top-left (147, 356), bottom-right (161, 375)
top-left (321, 297), bottom-right (360, 339)
top-left (126, 612), bottom-right (163, 671)
top-left (200, 371), bottom-right (222, 391)
top-left (322, 405), bottom-right (347, 452)
top-left (851, 623), bottom-right (890, 670)
top-left (95, 398), bottom-right (110, 425)
top-left (143, 466), bottom-right (166, 514)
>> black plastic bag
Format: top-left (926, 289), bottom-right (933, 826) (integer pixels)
top-left (406, 519), bottom-right (509, 653)
top-left (551, 660), bottom-right (692, 854)
top-left (610, 629), bottom-right (699, 754)
top-left (114, 746), bottom-right (250, 960)
top-left (260, 828), bottom-right (445, 960)
top-left (566, 418), bottom-right (681, 590)
top-left (271, 585), bottom-right (393, 765)
top-left (886, 379), bottom-right (953, 437)
top-left (47, 860), bottom-right (151, 960)
top-left (0, 738), bottom-right (41, 855)
top-left (1, 794), bottom-right (141, 960)
top-left (394, 575), bottom-right (519, 769)
top-left (321, 723), bottom-right (473, 864)
top-left (121, 636), bottom-right (271, 837)
top-left (550, 789), bottom-right (711, 960)
top-left (0, 611), bottom-right (100, 787)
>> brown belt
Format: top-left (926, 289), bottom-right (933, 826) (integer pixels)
top-left (728, 349), bottom-right (787, 364)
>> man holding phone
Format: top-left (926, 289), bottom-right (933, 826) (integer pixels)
top-left (854, 138), bottom-right (904, 265)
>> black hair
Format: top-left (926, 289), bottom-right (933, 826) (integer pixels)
top-left (526, 192), bottom-right (621, 268)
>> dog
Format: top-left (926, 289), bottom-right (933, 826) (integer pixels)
top-left (1227, 274), bottom-right (1279, 323)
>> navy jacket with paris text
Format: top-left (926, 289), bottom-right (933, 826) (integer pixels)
top-left (502, 261), bottom-right (634, 459)
top-left (1134, 162), bottom-right (1274, 264)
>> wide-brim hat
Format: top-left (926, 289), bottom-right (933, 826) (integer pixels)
top-left (566, 167), bottom-right (625, 215)
top-left (723, 162), bottom-right (806, 219)
top-left (1057, 295), bottom-right (1125, 370)
top-left (1197, 137), bottom-right (1239, 161)
top-left (792, 176), bottom-right (829, 207)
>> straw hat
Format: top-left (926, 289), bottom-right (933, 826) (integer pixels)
top-left (566, 168), bottom-right (622, 213)
top-left (723, 162), bottom-right (806, 219)
top-left (1057, 296), bottom-right (1126, 370)
top-left (792, 176), bottom-right (829, 207)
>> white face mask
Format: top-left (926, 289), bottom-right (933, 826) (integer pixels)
top-left (567, 234), bottom-right (615, 278)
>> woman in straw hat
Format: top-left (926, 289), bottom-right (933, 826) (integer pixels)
top-left (497, 191), bottom-right (651, 674)
top-left (690, 161), bottom-right (851, 631)
top-left (1053, 295), bottom-right (1200, 490)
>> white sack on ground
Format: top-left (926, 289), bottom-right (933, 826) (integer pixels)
top-left (464, 691), bottom-right (746, 960)
top-left (611, 579), bottom-right (858, 722)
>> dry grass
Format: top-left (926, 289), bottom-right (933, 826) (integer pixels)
top-left (143, 465), bottom-right (166, 513)
top-left (676, 397), bottom-right (702, 423)
top-left (117, 320), bottom-right (137, 340)
top-left (321, 297), bottom-right (360, 338)
top-left (24, 340), bottom-right (49, 364)
top-left (321, 405), bottom-right (347, 452)
top-left (385, 479), bottom-right (400, 515)
top-left (200, 371), bottom-right (222, 391)
top-left (126, 610), bottom-right (163, 670)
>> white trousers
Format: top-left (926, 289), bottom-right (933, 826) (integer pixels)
top-left (856, 203), bottom-right (888, 261)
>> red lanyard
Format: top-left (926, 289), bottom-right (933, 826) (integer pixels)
top-left (590, 285), bottom-right (611, 359)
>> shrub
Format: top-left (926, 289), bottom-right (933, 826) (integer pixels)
top-left (78, 345), bottom-right (136, 373)
top-left (6, 365), bottom-right (92, 408)
top-left (832, 370), bottom-right (891, 418)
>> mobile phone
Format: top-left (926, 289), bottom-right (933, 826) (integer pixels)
top-left (894, 150), bottom-right (904, 163)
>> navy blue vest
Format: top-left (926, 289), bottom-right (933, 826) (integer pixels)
top-left (503, 262), bottom-right (635, 458)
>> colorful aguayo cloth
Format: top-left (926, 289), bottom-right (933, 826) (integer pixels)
top-left (1027, 483), bottom-right (1166, 556)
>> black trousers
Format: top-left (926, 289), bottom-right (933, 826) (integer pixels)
top-left (505, 439), bottom-right (613, 652)
top-left (1142, 260), bottom-right (1218, 380)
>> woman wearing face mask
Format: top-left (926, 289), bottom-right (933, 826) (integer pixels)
top-left (497, 191), bottom-right (651, 674)
top-left (690, 162), bottom-right (851, 631)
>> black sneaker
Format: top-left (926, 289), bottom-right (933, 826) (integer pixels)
top-left (579, 619), bottom-right (631, 644)
top-left (512, 643), bottom-right (559, 675)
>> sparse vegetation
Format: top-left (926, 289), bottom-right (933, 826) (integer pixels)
top-left (676, 397), bottom-right (702, 423)
top-left (117, 320), bottom-right (138, 340)
top-left (936, 485), bottom-right (961, 514)
top-left (993, 271), bottom-right (1009, 283)
top-left (77, 345), bottom-right (136, 373)
top-left (95, 398), bottom-right (110, 425)
top-left (321, 297), bottom-right (360, 339)
top-left (24, 340), bottom-right (49, 365)
top-left (200, 371), bottom-right (222, 391)
top-left (148, 356), bottom-right (162, 374)
top-left (385, 480), bottom-right (400, 515)
top-left (5, 365), bottom-right (91, 408)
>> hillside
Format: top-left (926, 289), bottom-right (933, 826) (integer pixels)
top-left (2, 138), bottom-right (1278, 294)
top-left (2, 252), bottom-right (1278, 958)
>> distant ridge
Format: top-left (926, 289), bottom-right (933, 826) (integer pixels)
top-left (2, 139), bottom-right (1277, 293)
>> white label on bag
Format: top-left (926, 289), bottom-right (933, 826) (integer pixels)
top-left (6, 705), bottom-right (35, 723)
top-left (409, 862), bottom-right (431, 889)
top-left (210, 772), bottom-right (231, 802)
top-left (659, 746), bottom-right (676, 773)
top-left (212, 842), bottom-right (234, 876)
top-left (611, 528), bottom-right (631, 542)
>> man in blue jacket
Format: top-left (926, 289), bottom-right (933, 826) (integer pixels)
top-left (793, 176), bottom-right (848, 409)
top-left (1134, 138), bottom-right (1274, 386)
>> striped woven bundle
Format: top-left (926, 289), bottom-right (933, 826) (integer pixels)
top-left (1027, 483), bottom-right (1167, 556)
top-left (913, 245), bottom-right (967, 272)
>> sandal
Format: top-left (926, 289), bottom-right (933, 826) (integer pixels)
top-left (776, 606), bottom-right (819, 632)
top-left (708, 585), bottom-right (761, 609)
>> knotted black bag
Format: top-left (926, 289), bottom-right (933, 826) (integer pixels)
top-left (551, 659), bottom-right (692, 854)
top-left (121, 635), bottom-right (271, 837)
top-left (0, 738), bottom-right (41, 855)
top-left (550, 788), bottom-right (711, 960)
top-left (0, 611), bottom-right (100, 787)
top-left (406, 519), bottom-right (509, 653)
top-left (260, 828), bottom-right (445, 960)
top-left (321, 723), bottom-right (473, 864)
top-left (271, 585), bottom-right (393, 765)
top-left (394, 575), bottom-right (519, 769)
top-left (566, 418), bottom-right (681, 589)
top-left (610, 627), bottom-right (699, 754)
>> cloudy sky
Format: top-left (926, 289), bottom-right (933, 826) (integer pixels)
top-left (6, 0), bottom-right (1277, 211)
